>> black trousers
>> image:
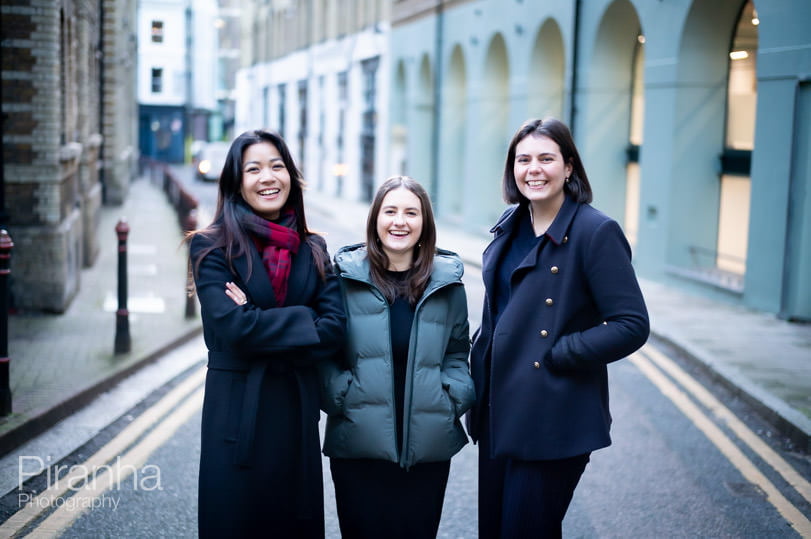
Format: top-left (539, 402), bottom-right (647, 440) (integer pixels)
top-left (329, 457), bottom-right (450, 539)
top-left (478, 427), bottom-right (590, 539)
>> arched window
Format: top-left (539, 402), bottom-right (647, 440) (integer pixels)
top-left (717, 0), bottom-right (757, 277)
top-left (624, 34), bottom-right (645, 248)
top-left (410, 55), bottom-right (435, 195)
top-left (528, 19), bottom-right (564, 120)
top-left (439, 45), bottom-right (467, 220)
top-left (480, 34), bottom-right (509, 226)
top-left (390, 61), bottom-right (408, 176)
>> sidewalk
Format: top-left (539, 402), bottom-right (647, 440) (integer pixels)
top-left (0, 176), bottom-right (203, 456)
top-left (304, 188), bottom-right (811, 453)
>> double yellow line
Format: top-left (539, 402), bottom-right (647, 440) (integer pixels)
top-left (1, 366), bottom-right (206, 538)
top-left (4, 342), bottom-right (809, 536)
top-left (632, 345), bottom-right (811, 536)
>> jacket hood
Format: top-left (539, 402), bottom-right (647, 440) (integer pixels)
top-left (334, 243), bottom-right (464, 291)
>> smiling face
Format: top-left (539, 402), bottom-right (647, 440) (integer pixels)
top-left (514, 134), bottom-right (573, 213)
top-left (239, 142), bottom-right (291, 220)
top-left (376, 187), bottom-right (423, 269)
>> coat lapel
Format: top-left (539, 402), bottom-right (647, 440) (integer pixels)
top-left (545, 196), bottom-right (579, 246)
top-left (514, 197), bottom-right (580, 274)
top-left (284, 241), bottom-right (314, 306)
top-left (234, 245), bottom-right (278, 308)
top-left (482, 207), bottom-right (519, 297)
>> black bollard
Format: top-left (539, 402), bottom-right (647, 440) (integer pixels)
top-left (184, 209), bottom-right (198, 319)
top-left (0, 230), bottom-right (13, 415)
top-left (114, 219), bottom-right (131, 354)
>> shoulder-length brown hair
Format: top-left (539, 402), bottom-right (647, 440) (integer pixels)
top-left (502, 117), bottom-right (593, 205)
top-left (186, 129), bottom-right (327, 279)
top-left (365, 176), bottom-right (437, 305)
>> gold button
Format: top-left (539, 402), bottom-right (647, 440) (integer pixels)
top-left (540, 329), bottom-right (548, 337)
top-left (550, 266), bottom-right (559, 274)
top-left (533, 361), bottom-right (540, 369)
top-left (562, 236), bottom-right (568, 243)
top-left (545, 298), bottom-right (554, 306)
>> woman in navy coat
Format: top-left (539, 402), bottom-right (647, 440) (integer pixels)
top-left (468, 118), bottom-right (649, 538)
top-left (188, 130), bottom-right (345, 538)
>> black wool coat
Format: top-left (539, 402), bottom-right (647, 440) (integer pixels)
top-left (468, 197), bottom-right (649, 461)
top-left (190, 231), bottom-right (345, 538)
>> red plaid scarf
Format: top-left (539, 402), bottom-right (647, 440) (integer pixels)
top-left (239, 204), bottom-right (301, 305)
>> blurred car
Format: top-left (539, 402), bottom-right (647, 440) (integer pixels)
top-left (196, 141), bottom-right (230, 181)
top-left (190, 140), bottom-right (207, 168)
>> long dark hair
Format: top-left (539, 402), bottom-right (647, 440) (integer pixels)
top-left (502, 118), bottom-right (593, 205)
top-left (187, 129), bottom-right (327, 279)
top-left (366, 176), bottom-right (437, 305)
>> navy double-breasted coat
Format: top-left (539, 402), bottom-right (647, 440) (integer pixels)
top-left (468, 197), bottom-right (649, 461)
top-left (191, 231), bottom-right (345, 537)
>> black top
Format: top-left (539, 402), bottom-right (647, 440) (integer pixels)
top-left (386, 269), bottom-right (416, 451)
top-left (493, 209), bottom-right (544, 325)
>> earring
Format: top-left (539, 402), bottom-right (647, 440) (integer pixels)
top-left (565, 177), bottom-right (570, 183)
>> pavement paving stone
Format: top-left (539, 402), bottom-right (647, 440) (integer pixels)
top-left (0, 177), bottom-right (202, 455)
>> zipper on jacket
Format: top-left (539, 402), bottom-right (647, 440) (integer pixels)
top-left (342, 274), bottom-right (400, 461)
top-left (399, 311), bottom-right (418, 468)
top-left (398, 279), bottom-right (459, 468)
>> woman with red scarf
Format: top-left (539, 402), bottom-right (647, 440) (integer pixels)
top-left (188, 130), bottom-right (345, 538)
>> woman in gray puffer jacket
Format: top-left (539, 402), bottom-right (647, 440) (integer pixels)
top-left (319, 176), bottom-right (476, 539)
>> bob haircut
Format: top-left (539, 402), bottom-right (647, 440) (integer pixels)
top-left (189, 129), bottom-right (327, 279)
top-left (365, 176), bottom-right (437, 305)
top-left (502, 118), bottom-right (593, 205)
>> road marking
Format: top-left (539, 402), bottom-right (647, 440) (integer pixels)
top-left (0, 366), bottom-right (206, 537)
top-left (103, 292), bottom-right (166, 313)
top-left (129, 244), bottom-right (158, 256)
top-left (25, 387), bottom-right (205, 537)
top-left (631, 350), bottom-right (811, 537)
top-left (642, 344), bottom-right (811, 505)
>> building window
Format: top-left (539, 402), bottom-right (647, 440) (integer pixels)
top-left (151, 68), bottom-right (163, 93)
top-left (336, 71), bottom-right (348, 151)
top-left (298, 80), bottom-right (308, 175)
top-left (716, 0), bottom-right (758, 279)
top-left (278, 84), bottom-right (287, 139)
top-left (151, 21), bottom-right (164, 43)
top-left (335, 71), bottom-right (349, 196)
top-left (624, 37), bottom-right (645, 249)
top-left (338, 71), bottom-right (348, 102)
top-left (262, 86), bottom-right (270, 130)
top-left (360, 57), bottom-right (379, 202)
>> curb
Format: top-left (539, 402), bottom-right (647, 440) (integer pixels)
top-left (0, 325), bottom-right (203, 459)
top-left (649, 331), bottom-right (811, 453)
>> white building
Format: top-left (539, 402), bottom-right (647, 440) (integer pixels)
top-left (137, 0), bottom-right (220, 161)
top-left (235, 1), bottom-right (390, 202)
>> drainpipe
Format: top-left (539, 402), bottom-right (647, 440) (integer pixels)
top-left (0, 41), bottom-right (6, 225)
top-left (98, 0), bottom-right (106, 203)
top-left (431, 0), bottom-right (444, 210)
top-left (569, 0), bottom-right (581, 134)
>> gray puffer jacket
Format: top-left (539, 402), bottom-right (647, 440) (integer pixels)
top-left (319, 244), bottom-right (476, 468)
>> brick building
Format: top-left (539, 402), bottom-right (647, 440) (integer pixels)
top-left (1, 0), bottom-right (138, 312)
